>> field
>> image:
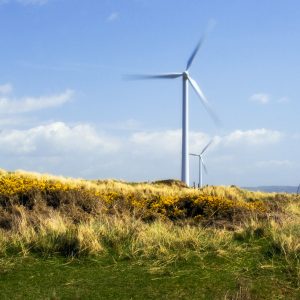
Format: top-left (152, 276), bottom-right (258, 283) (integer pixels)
top-left (0, 169), bottom-right (299, 299)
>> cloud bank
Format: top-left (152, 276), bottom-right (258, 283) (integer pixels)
top-left (0, 121), bottom-right (289, 184)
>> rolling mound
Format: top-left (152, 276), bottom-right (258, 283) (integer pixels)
top-left (0, 169), bottom-right (286, 229)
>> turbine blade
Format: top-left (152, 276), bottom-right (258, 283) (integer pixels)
top-left (187, 76), bottom-right (221, 126)
top-left (201, 157), bottom-right (208, 174)
top-left (186, 21), bottom-right (216, 70)
top-left (189, 153), bottom-right (199, 157)
top-left (124, 73), bottom-right (182, 80)
top-left (186, 35), bottom-right (205, 70)
top-left (201, 139), bottom-right (213, 155)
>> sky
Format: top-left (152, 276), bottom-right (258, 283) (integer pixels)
top-left (0, 0), bottom-right (299, 186)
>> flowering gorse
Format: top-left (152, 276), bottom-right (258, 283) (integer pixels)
top-left (0, 170), bottom-right (267, 223)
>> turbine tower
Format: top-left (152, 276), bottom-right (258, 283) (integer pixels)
top-left (190, 139), bottom-right (213, 188)
top-left (126, 35), bottom-right (218, 186)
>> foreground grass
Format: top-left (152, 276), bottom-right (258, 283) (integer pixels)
top-left (1, 246), bottom-right (299, 300)
top-left (0, 215), bottom-right (299, 299)
top-left (0, 170), bottom-right (299, 299)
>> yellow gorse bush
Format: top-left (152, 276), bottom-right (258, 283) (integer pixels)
top-left (0, 174), bottom-right (71, 196)
top-left (0, 170), bottom-right (274, 222)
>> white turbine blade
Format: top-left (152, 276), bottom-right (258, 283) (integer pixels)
top-left (186, 22), bottom-right (216, 71)
top-left (187, 75), bottom-right (209, 106)
top-left (186, 35), bottom-right (205, 71)
top-left (187, 76), bottom-right (220, 126)
top-left (201, 157), bottom-right (208, 174)
top-left (124, 73), bottom-right (182, 80)
top-left (189, 153), bottom-right (199, 157)
top-left (201, 139), bottom-right (213, 155)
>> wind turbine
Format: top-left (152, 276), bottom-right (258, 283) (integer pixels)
top-left (126, 34), bottom-right (219, 186)
top-left (190, 140), bottom-right (213, 188)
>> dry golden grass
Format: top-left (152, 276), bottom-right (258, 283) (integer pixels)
top-left (0, 169), bottom-right (298, 272)
top-left (0, 207), bottom-right (237, 262)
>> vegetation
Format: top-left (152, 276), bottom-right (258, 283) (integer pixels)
top-left (0, 169), bottom-right (299, 299)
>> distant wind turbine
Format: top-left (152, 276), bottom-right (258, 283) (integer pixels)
top-left (125, 33), bottom-right (219, 186)
top-left (190, 139), bottom-right (213, 188)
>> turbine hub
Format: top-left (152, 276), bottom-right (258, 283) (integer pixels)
top-left (183, 71), bottom-right (189, 79)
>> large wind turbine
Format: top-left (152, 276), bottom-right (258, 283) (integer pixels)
top-left (190, 139), bottom-right (213, 188)
top-left (126, 35), bottom-right (218, 186)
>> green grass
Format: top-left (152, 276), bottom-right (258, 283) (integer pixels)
top-left (1, 240), bottom-right (299, 300)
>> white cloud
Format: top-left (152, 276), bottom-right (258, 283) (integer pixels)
top-left (129, 128), bottom-right (282, 158)
top-left (0, 83), bottom-right (13, 95)
top-left (108, 128), bottom-right (286, 184)
top-left (250, 93), bottom-right (270, 104)
top-left (0, 89), bottom-right (74, 114)
top-left (130, 130), bottom-right (180, 155)
top-left (0, 123), bottom-right (292, 184)
top-left (220, 129), bottom-right (282, 146)
top-left (0, 122), bottom-right (120, 155)
top-left (107, 12), bottom-right (119, 22)
top-left (130, 130), bottom-right (210, 156)
top-left (0, 116), bottom-right (31, 127)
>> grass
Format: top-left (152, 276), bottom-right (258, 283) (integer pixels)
top-left (0, 169), bottom-right (299, 299)
top-left (1, 247), bottom-right (299, 299)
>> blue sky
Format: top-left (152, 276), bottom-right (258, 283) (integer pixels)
top-left (0, 0), bottom-right (299, 186)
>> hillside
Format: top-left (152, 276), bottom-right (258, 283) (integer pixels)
top-left (0, 170), bottom-right (299, 299)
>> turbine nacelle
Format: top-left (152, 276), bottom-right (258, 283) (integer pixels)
top-left (182, 71), bottom-right (189, 79)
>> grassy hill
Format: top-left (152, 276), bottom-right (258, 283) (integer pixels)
top-left (0, 169), bottom-right (299, 299)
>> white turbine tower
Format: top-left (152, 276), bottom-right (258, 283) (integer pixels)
top-left (126, 35), bottom-right (219, 186)
top-left (190, 139), bottom-right (213, 188)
